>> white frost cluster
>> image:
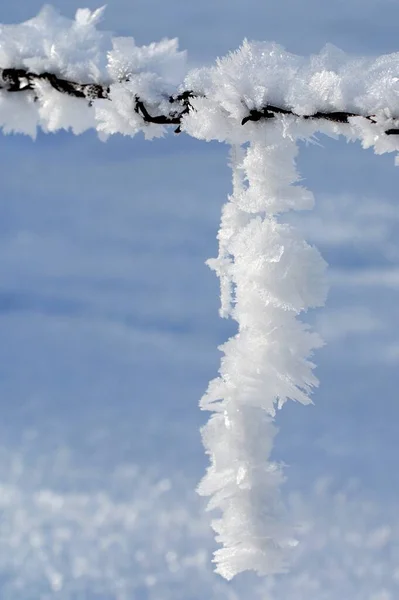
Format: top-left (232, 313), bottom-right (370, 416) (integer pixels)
top-left (0, 6), bottom-right (187, 138)
top-left (183, 40), bottom-right (399, 155)
top-left (198, 129), bottom-right (327, 580)
top-left (1, 5), bottom-right (399, 581)
top-left (1, 7), bottom-right (399, 150)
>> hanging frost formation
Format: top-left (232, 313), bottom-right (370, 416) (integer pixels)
top-left (196, 139), bottom-right (327, 579)
top-left (1, 5), bottom-right (399, 581)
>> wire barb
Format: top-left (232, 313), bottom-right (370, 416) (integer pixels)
top-left (134, 91), bottom-right (194, 133)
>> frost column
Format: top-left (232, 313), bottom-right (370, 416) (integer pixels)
top-left (198, 127), bottom-right (328, 580)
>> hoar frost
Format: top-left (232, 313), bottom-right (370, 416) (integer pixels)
top-left (198, 132), bottom-right (327, 580)
top-left (1, 4), bottom-right (399, 580)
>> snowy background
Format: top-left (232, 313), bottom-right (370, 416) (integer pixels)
top-left (1, 1), bottom-right (399, 598)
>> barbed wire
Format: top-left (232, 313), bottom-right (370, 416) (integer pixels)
top-left (1, 67), bottom-right (398, 135)
top-left (242, 106), bottom-right (399, 135)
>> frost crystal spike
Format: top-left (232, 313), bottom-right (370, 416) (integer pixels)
top-left (1, 5), bottom-right (399, 580)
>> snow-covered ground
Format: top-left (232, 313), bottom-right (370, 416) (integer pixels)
top-left (0, 444), bottom-right (398, 599)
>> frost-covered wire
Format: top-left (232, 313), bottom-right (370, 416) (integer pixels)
top-left (199, 130), bottom-right (328, 580)
top-left (0, 66), bottom-right (195, 132)
top-left (2, 3), bottom-right (399, 584)
top-left (2, 7), bottom-right (399, 145)
top-left (2, 66), bottom-right (399, 136)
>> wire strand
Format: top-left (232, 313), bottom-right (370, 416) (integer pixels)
top-left (1, 67), bottom-right (398, 135)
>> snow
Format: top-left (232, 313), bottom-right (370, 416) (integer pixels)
top-left (0, 3), bottom-right (398, 581)
top-left (0, 442), bottom-right (398, 599)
